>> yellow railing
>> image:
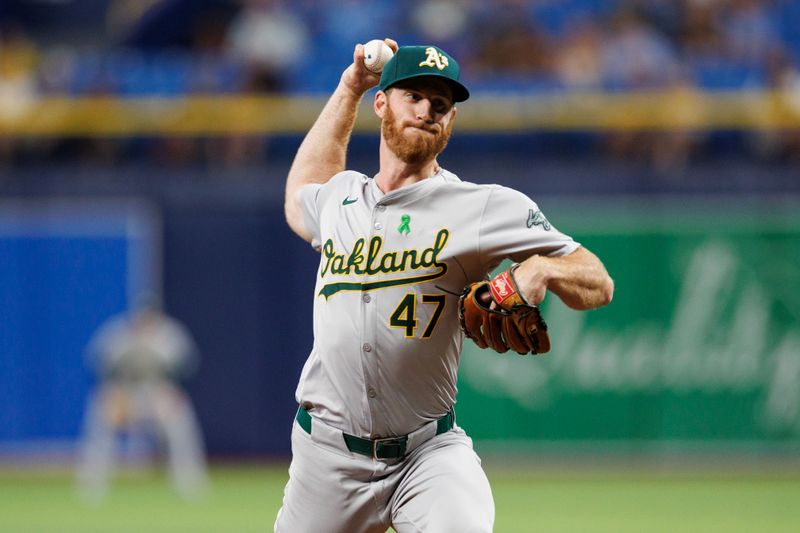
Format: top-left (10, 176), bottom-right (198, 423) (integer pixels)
top-left (1, 89), bottom-right (799, 136)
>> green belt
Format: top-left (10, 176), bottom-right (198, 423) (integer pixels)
top-left (296, 407), bottom-right (455, 460)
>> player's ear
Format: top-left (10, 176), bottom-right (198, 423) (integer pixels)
top-left (374, 90), bottom-right (388, 119)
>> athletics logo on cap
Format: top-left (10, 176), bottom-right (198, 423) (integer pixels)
top-left (378, 45), bottom-right (470, 102)
top-left (418, 47), bottom-right (449, 70)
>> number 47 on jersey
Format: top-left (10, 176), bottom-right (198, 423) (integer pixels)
top-left (389, 293), bottom-right (446, 339)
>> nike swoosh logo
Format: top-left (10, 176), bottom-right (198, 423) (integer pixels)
top-left (342, 197), bottom-right (358, 206)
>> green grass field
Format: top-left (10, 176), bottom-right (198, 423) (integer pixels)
top-left (1, 462), bottom-right (798, 532)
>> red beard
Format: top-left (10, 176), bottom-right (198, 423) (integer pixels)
top-left (382, 103), bottom-right (453, 165)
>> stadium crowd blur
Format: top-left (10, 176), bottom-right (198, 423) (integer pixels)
top-left (2, 0), bottom-right (800, 169)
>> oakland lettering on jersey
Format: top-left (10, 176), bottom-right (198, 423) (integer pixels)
top-left (319, 229), bottom-right (449, 298)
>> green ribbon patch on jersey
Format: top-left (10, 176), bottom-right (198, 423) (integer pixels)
top-left (398, 214), bottom-right (411, 235)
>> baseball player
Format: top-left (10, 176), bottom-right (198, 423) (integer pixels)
top-left (75, 293), bottom-right (208, 502)
top-left (276, 39), bottom-right (614, 532)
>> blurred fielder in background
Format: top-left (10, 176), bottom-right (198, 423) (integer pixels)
top-left (75, 293), bottom-right (208, 502)
top-left (277, 38), bottom-right (614, 532)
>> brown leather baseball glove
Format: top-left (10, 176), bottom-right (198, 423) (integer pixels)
top-left (458, 264), bottom-right (550, 355)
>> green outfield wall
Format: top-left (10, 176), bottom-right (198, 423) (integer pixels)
top-left (457, 197), bottom-right (800, 451)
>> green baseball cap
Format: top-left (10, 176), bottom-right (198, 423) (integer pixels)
top-left (378, 45), bottom-right (470, 103)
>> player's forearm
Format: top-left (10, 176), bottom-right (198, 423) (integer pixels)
top-left (516, 247), bottom-right (614, 310)
top-left (285, 83), bottom-right (363, 198)
top-left (284, 83), bottom-right (364, 239)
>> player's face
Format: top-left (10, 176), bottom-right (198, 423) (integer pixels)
top-left (381, 79), bottom-right (456, 165)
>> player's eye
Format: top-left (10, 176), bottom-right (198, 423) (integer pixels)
top-left (433, 99), bottom-right (451, 114)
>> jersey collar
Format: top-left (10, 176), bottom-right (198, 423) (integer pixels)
top-left (368, 168), bottom-right (447, 207)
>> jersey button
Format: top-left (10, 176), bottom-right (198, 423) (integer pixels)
top-left (368, 388), bottom-right (377, 398)
top-left (362, 294), bottom-right (371, 303)
top-left (377, 205), bottom-right (386, 212)
top-left (374, 222), bottom-right (383, 230)
top-left (362, 343), bottom-right (372, 353)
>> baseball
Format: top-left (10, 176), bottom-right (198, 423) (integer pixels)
top-left (363, 39), bottom-right (393, 74)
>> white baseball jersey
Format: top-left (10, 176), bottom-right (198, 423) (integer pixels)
top-left (87, 312), bottom-right (198, 382)
top-left (297, 168), bottom-right (579, 439)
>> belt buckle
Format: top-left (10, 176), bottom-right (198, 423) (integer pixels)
top-left (372, 437), bottom-right (405, 460)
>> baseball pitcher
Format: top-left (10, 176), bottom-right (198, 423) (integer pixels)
top-left (276, 39), bottom-right (614, 532)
